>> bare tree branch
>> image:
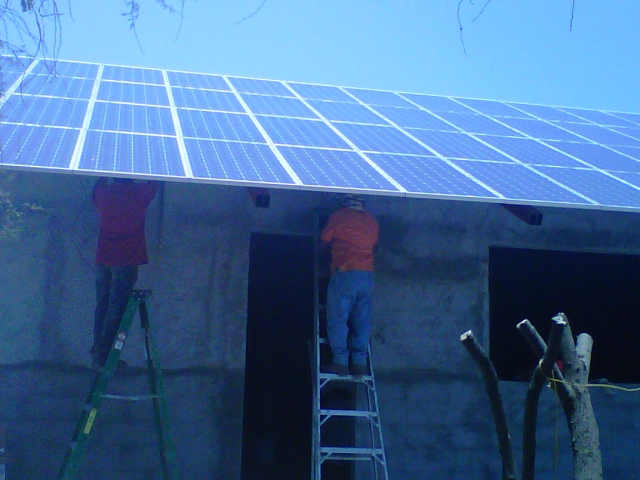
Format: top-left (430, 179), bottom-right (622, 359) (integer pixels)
top-left (570, 0), bottom-right (576, 31)
top-left (520, 316), bottom-right (565, 480)
top-left (237, 0), bottom-right (267, 25)
top-left (461, 330), bottom-right (517, 480)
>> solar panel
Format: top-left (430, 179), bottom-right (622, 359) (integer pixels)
top-left (558, 122), bottom-right (640, 147)
top-left (171, 88), bottom-right (244, 112)
top-left (90, 103), bottom-right (174, 135)
top-left (278, 147), bottom-right (398, 191)
top-left (308, 100), bottom-right (387, 124)
top-left (480, 137), bottom-right (583, 167)
top-left (184, 139), bottom-right (293, 183)
top-left (241, 94), bottom-right (317, 119)
top-left (19, 74), bottom-right (94, 99)
top-left (2, 58), bottom-right (640, 212)
top-left (78, 131), bottom-right (183, 176)
top-left (97, 81), bottom-right (169, 106)
top-left (287, 83), bottom-right (355, 103)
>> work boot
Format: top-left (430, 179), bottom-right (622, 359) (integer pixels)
top-left (322, 362), bottom-right (349, 376)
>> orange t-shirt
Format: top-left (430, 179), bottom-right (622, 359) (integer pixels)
top-left (321, 208), bottom-right (379, 272)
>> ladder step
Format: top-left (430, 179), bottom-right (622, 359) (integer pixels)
top-left (320, 409), bottom-right (378, 418)
top-left (101, 393), bottom-right (162, 401)
top-left (319, 372), bottom-right (373, 382)
top-left (320, 446), bottom-right (385, 460)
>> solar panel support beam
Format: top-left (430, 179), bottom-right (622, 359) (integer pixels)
top-left (501, 204), bottom-right (543, 226)
top-left (248, 187), bottom-right (270, 208)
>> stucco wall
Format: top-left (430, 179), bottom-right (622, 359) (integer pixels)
top-left (1, 171), bottom-right (639, 479)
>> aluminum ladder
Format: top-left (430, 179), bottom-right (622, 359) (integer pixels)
top-left (58, 290), bottom-right (179, 480)
top-left (312, 218), bottom-right (389, 480)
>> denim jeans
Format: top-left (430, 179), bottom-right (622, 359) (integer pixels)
top-left (326, 270), bottom-right (374, 366)
top-left (92, 265), bottom-right (138, 364)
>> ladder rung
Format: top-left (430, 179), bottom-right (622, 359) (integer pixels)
top-left (320, 446), bottom-right (385, 459)
top-left (319, 372), bottom-right (372, 382)
top-left (101, 393), bottom-right (162, 401)
top-left (320, 409), bottom-right (378, 418)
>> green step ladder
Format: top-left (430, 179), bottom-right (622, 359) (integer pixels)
top-left (58, 289), bottom-right (179, 480)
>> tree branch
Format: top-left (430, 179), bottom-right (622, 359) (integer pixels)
top-left (461, 330), bottom-right (517, 480)
top-left (520, 315), bottom-right (565, 480)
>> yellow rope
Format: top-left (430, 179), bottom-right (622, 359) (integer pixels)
top-left (546, 376), bottom-right (640, 392)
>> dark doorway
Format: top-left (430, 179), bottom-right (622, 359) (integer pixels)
top-left (489, 247), bottom-right (640, 383)
top-left (241, 233), bottom-right (315, 480)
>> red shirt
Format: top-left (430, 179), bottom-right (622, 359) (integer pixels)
top-left (321, 208), bottom-right (379, 272)
top-left (93, 181), bottom-right (159, 266)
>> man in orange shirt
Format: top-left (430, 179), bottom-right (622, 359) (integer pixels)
top-left (320, 194), bottom-right (379, 376)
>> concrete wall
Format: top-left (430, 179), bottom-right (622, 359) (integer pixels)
top-left (1, 171), bottom-right (640, 479)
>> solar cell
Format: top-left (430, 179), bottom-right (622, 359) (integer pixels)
top-left (344, 88), bottom-right (415, 108)
top-left (0, 95), bottom-right (87, 128)
top-left (184, 139), bottom-right (294, 183)
top-left (171, 88), bottom-right (244, 112)
top-left (278, 147), bottom-right (399, 190)
top-left (611, 172), bottom-right (640, 190)
top-left (535, 166), bottom-right (640, 208)
top-left (609, 112), bottom-right (640, 127)
top-left (166, 71), bottom-right (230, 91)
top-left (287, 83), bottom-right (356, 102)
top-left (0, 123), bottom-right (79, 168)
top-left (505, 103), bottom-right (580, 123)
top-left (178, 110), bottom-right (264, 142)
top-left (241, 94), bottom-right (317, 119)
top-left (371, 106), bottom-right (453, 131)
top-left (407, 130), bottom-right (512, 161)
top-left (498, 117), bottom-right (584, 141)
top-left (227, 77), bottom-right (293, 97)
top-left (546, 142), bottom-right (640, 173)
top-left (90, 102), bottom-right (175, 135)
top-left (256, 116), bottom-right (349, 148)
top-left (435, 112), bottom-right (520, 136)
top-left (333, 123), bottom-right (429, 155)
top-left (308, 100), bottom-right (387, 124)
top-left (399, 93), bottom-right (473, 113)
top-left (481, 136), bottom-right (584, 167)
top-left (557, 107), bottom-right (637, 128)
top-left (450, 161), bottom-right (591, 204)
top-left (78, 131), bottom-right (183, 176)
top-left (366, 153), bottom-right (499, 197)
top-left (102, 65), bottom-right (164, 84)
top-left (18, 74), bottom-right (94, 99)
top-left (97, 81), bottom-right (169, 106)
top-left (455, 98), bottom-right (532, 118)
top-left (611, 127), bottom-right (640, 141)
top-left (612, 146), bottom-right (640, 161)
top-left (558, 123), bottom-right (640, 147)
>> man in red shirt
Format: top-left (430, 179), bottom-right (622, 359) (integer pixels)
top-left (320, 194), bottom-right (379, 376)
top-left (91, 177), bottom-right (159, 369)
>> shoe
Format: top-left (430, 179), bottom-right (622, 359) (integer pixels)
top-left (322, 362), bottom-right (349, 376)
top-left (350, 364), bottom-right (368, 376)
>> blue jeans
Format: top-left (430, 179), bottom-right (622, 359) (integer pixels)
top-left (92, 265), bottom-right (138, 364)
top-left (326, 270), bottom-right (374, 366)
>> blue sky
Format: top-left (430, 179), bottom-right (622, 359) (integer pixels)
top-left (46, 1), bottom-right (640, 114)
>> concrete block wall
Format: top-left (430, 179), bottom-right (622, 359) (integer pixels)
top-left (1, 171), bottom-right (640, 478)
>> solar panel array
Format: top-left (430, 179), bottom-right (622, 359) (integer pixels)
top-left (2, 58), bottom-right (640, 211)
